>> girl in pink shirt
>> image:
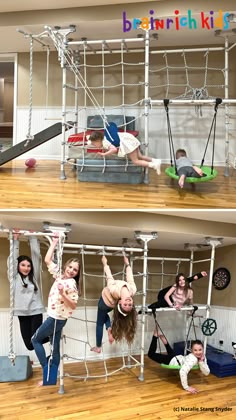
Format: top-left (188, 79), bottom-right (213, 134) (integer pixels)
top-left (164, 274), bottom-right (193, 310)
top-left (148, 271), bottom-right (207, 311)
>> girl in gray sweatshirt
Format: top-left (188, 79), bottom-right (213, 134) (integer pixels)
top-left (7, 233), bottom-right (45, 350)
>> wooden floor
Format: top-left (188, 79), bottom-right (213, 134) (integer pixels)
top-left (0, 160), bottom-right (236, 209)
top-left (0, 357), bottom-right (235, 420)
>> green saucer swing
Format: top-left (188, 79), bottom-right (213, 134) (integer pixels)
top-left (161, 363), bottom-right (199, 370)
top-left (165, 166), bottom-right (218, 183)
top-left (163, 97), bottom-right (222, 184)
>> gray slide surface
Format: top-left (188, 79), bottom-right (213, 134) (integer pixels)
top-left (0, 123), bottom-right (62, 166)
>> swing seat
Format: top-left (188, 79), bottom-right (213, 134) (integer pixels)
top-left (161, 363), bottom-right (199, 370)
top-left (43, 362), bottom-right (59, 386)
top-left (165, 166), bottom-right (218, 183)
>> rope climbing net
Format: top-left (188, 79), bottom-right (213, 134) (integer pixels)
top-left (147, 44), bottom-right (236, 173)
top-left (58, 238), bottom-right (217, 393)
top-left (141, 256), bottom-right (191, 297)
top-left (58, 244), bottom-right (145, 393)
top-left (3, 226), bottom-right (221, 391)
top-left (39, 27), bottom-right (152, 176)
top-left (76, 40), bottom-right (145, 128)
top-left (17, 26), bottom-right (236, 180)
top-left (44, 27), bottom-right (146, 131)
top-left (149, 47), bottom-right (225, 101)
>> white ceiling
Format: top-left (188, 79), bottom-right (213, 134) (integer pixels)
top-left (0, 1), bottom-right (236, 53)
top-left (153, 210), bottom-right (236, 224)
top-left (0, 0), bottom-right (158, 13)
top-left (0, 210), bottom-right (236, 251)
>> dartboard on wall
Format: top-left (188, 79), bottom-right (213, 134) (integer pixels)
top-left (213, 267), bottom-right (231, 290)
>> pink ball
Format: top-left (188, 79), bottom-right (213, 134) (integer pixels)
top-left (25, 158), bottom-right (36, 168)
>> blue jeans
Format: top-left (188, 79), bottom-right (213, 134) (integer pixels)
top-left (32, 316), bottom-right (67, 367)
top-left (96, 296), bottom-right (112, 347)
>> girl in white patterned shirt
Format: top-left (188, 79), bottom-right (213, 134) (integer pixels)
top-left (32, 235), bottom-right (80, 385)
top-left (148, 328), bottom-right (210, 394)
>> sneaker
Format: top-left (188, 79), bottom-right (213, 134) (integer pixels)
top-left (153, 159), bottom-right (161, 175)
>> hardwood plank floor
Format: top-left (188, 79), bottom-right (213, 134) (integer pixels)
top-left (0, 357), bottom-right (235, 419)
top-left (0, 160), bottom-right (235, 209)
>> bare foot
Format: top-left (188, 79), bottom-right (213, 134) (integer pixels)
top-left (37, 380), bottom-right (43, 387)
top-left (153, 328), bottom-right (158, 337)
top-left (153, 328), bottom-right (168, 345)
top-left (90, 346), bottom-right (102, 353)
top-left (158, 334), bottom-right (168, 344)
top-left (107, 327), bottom-right (114, 344)
top-left (178, 175), bottom-right (185, 188)
top-left (153, 328), bottom-right (162, 338)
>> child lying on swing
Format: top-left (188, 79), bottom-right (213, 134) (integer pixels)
top-left (176, 149), bottom-right (206, 188)
top-left (148, 326), bottom-right (210, 394)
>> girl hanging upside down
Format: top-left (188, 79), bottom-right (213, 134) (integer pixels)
top-left (91, 255), bottom-right (137, 353)
top-left (148, 326), bottom-right (210, 394)
top-left (88, 130), bottom-right (162, 174)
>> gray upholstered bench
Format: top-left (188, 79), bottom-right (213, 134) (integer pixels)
top-left (77, 158), bottom-right (144, 184)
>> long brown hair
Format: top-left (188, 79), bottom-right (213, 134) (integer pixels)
top-left (111, 303), bottom-right (137, 344)
top-left (175, 273), bottom-right (191, 298)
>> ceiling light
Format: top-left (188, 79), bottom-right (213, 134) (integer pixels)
top-left (227, 13), bottom-right (236, 23)
top-left (152, 33), bottom-right (158, 40)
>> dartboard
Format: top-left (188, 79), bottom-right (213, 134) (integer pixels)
top-left (213, 267), bottom-right (231, 290)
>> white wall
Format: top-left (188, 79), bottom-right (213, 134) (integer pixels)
top-left (0, 305), bottom-right (234, 369)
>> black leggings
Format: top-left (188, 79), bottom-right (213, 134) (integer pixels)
top-left (18, 314), bottom-right (47, 351)
top-left (148, 336), bottom-right (176, 364)
top-left (148, 272), bottom-right (202, 310)
top-left (148, 286), bottom-right (173, 310)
